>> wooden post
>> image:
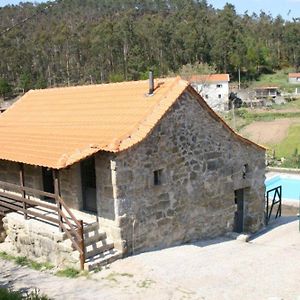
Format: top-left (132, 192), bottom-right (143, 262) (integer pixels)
top-left (53, 169), bottom-right (63, 232)
top-left (79, 220), bottom-right (85, 270)
top-left (19, 163), bottom-right (27, 220)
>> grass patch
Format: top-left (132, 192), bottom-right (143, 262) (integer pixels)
top-left (224, 108), bottom-right (300, 131)
top-left (0, 251), bottom-right (15, 261)
top-left (271, 98), bottom-right (300, 110)
top-left (104, 271), bottom-right (134, 283)
top-left (272, 124), bottom-right (300, 158)
top-left (55, 267), bottom-right (80, 278)
top-left (0, 288), bottom-right (51, 300)
top-left (0, 252), bottom-right (54, 271)
top-left (137, 279), bottom-right (155, 288)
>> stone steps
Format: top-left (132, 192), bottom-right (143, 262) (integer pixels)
top-left (82, 222), bottom-right (122, 270)
top-left (84, 231), bottom-right (107, 245)
top-left (85, 240), bottom-right (115, 259)
top-left (85, 249), bottom-right (123, 271)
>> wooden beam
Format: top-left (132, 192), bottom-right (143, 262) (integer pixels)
top-left (53, 169), bottom-right (63, 232)
top-left (19, 163), bottom-right (27, 220)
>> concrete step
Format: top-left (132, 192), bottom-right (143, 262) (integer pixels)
top-left (85, 249), bottom-right (123, 271)
top-left (85, 240), bottom-right (115, 259)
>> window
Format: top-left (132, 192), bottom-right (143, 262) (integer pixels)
top-left (242, 164), bottom-right (249, 179)
top-left (154, 169), bottom-right (163, 186)
top-left (216, 84), bottom-right (222, 88)
top-left (218, 94), bottom-right (222, 99)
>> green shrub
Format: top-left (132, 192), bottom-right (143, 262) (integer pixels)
top-left (55, 267), bottom-right (80, 278)
top-left (0, 288), bottom-right (50, 300)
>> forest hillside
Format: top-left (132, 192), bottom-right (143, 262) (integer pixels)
top-left (0, 0), bottom-right (299, 92)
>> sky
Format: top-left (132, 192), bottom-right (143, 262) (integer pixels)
top-left (0, 0), bottom-right (299, 20)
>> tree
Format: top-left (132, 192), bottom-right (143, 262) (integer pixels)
top-left (0, 78), bottom-right (12, 99)
top-left (19, 72), bottom-right (32, 93)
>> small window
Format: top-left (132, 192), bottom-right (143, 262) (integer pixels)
top-left (217, 84), bottom-right (222, 88)
top-left (218, 94), bottom-right (222, 98)
top-left (205, 94), bottom-right (209, 99)
top-left (154, 169), bottom-right (163, 186)
top-left (242, 164), bottom-right (249, 179)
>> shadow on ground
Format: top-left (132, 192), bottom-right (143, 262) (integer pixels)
top-left (249, 215), bottom-right (299, 242)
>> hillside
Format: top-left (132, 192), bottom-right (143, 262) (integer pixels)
top-left (0, 0), bottom-right (299, 93)
top-left (224, 97), bottom-right (300, 168)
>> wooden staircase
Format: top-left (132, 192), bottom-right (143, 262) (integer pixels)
top-left (82, 222), bottom-right (122, 271)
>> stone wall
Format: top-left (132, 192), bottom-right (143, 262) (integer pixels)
top-left (0, 160), bottom-right (43, 192)
top-left (111, 90), bottom-right (265, 255)
top-left (0, 159), bottom-right (82, 210)
top-left (0, 160), bottom-right (20, 185)
top-left (59, 163), bottom-right (82, 210)
top-left (95, 152), bottom-right (124, 251)
top-left (2, 213), bottom-right (79, 268)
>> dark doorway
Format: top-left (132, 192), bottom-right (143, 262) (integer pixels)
top-left (234, 189), bottom-right (244, 233)
top-left (42, 167), bottom-right (54, 194)
top-left (81, 157), bottom-right (97, 213)
top-left (42, 167), bottom-right (55, 201)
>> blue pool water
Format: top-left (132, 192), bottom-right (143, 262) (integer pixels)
top-left (265, 175), bottom-right (300, 201)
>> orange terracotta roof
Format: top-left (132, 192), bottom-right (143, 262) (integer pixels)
top-left (0, 77), bottom-right (264, 169)
top-left (288, 73), bottom-right (300, 78)
top-left (190, 74), bottom-right (230, 83)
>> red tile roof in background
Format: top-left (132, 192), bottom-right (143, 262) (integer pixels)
top-left (190, 74), bottom-right (230, 83)
top-left (288, 73), bottom-right (300, 78)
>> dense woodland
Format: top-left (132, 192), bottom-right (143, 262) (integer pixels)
top-left (0, 0), bottom-right (299, 95)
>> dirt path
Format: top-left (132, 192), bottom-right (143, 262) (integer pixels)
top-left (240, 118), bottom-right (300, 145)
top-left (1, 218), bottom-right (300, 300)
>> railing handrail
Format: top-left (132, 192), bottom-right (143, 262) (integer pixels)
top-left (266, 185), bottom-right (282, 195)
top-left (0, 180), bottom-right (85, 269)
top-left (0, 180), bottom-right (56, 199)
top-left (58, 195), bottom-right (81, 228)
top-left (265, 185), bottom-right (282, 225)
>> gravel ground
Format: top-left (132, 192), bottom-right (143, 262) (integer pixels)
top-left (1, 216), bottom-right (300, 300)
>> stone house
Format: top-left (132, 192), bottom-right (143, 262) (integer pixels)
top-left (190, 74), bottom-right (230, 111)
top-left (0, 77), bottom-right (266, 270)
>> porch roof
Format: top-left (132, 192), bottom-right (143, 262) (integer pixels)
top-left (0, 77), bottom-right (264, 169)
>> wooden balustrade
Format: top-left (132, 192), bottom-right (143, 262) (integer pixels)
top-left (0, 179), bottom-right (85, 269)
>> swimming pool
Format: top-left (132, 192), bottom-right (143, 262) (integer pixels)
top-left (265, 174), bottom-right (300, 201)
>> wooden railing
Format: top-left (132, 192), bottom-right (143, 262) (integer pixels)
top-left (0, 180), bottom-right (85, 269)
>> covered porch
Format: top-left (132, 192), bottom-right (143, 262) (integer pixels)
top-left (0, 160), bottom-right (120, 270)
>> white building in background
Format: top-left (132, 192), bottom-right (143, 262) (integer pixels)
top-left (288, 73), bottom-right (300, 84)
top-left (190, 74), bottom-right (230, 111)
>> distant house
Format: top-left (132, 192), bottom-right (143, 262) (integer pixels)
top-left (0, 100), bottom-right (15, 114)
top-left (190, 74), bottom-right (230, 111)
top-left (288, 73), bottom-right (300, 84)
top-left (0, 77), bottom-right (265, 270)
top-left (254, 86), bottom-right (279, 99)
